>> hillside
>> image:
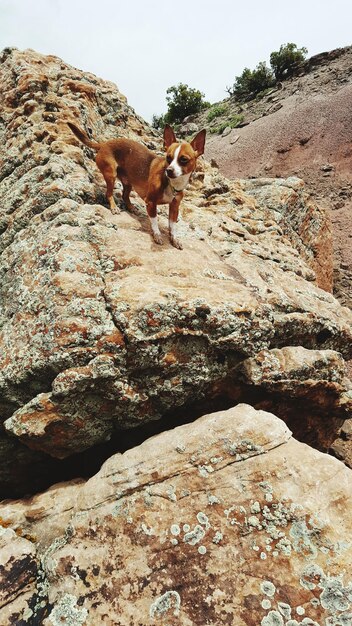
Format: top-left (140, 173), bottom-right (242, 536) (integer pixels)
top-left (190, 46), bottom-right (352, 308)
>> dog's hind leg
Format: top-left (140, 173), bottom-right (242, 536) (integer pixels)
top-left (116, 167), bottom-right (134, 211)
top-left (96, 152), bottom-right (119, 213)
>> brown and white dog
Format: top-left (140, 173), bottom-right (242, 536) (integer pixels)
top-left (67, 122), bottom-right (206, 249)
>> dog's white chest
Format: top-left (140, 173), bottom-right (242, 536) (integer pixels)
top-left (161, 185), bottom-right (175, 204)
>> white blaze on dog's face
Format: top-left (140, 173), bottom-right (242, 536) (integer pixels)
top-left (163, 125), bottom-right (206, 185)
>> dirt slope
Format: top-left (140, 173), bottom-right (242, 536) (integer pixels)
top-left (193, 46), bottom-right (352, 307)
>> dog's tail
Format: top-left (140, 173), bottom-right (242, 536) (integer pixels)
top-left (67, 122), bottom-right (101, 150)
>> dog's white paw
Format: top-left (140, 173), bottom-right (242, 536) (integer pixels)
top-left (153, 233), bottom-right (163, 245)
top-left (170, 236), bottom-right (183, 250)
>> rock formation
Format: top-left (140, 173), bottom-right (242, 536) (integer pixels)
top-left (0, 47), bottom-right (351, 498)
top-left (193, 46), bottom-right (352, 308)
top-left (0, 47), bottom-right (351, 625)
top-left (1, 405), bottom-right (352, 625)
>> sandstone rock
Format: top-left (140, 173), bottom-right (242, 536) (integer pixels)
top-left (179, 122), bottom-right (199, 136)
top-left (0, 405), bottom-right (351, 625)
top-left (0, 527), bottom-right (40, 625)
top-left (240, 176), bottom-right (333, 291)
top-left (0, 48), bottom-right (352, 496)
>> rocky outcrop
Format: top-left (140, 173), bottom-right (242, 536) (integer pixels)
top-left (0, 48), bottom-right (352, 497)
top-left (195, 46), bottom-right (352, 307)
top-left (0, 405), bottom-right (352, 625)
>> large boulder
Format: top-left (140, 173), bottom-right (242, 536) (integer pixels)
top-left (0, 405), bottom-right (351, 625)
top-left (0, 48), bottom-right (351, 497)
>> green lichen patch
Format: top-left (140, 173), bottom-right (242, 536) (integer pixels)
top-left (48, 594), bottom-right (88, 626)
top-left (149, 590), bottom-right (181, 619)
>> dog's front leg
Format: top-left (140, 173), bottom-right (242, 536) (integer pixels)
top-left (146, 201), bottom-right (163, 245)
top-left (169, 195), bottom-right (183, 250)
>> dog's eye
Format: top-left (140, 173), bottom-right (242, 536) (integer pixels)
top-left (166, 155), bottom-right (173, 164)
top-left (179, 156), bottom-right (189, 165)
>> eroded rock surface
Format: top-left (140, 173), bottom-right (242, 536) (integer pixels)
top-left (0, 48), bottom-right (352, 496)
top-left (196, 46), bottom-right (352, 307)
top-left (0, 405), bottom-right (351, 625)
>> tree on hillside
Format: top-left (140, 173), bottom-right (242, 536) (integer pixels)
top-left (270, 43), bottom-right (308, 80)
top-left (231, 61), bottom-right (275, 100)
top-left (152, 83), bottom-right (209, 129)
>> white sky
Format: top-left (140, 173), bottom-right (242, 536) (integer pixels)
top-left (1, 0), bottom-right (351, 121)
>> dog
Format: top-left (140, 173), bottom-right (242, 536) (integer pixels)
top-left (67, 122), bottom-right (206, 249)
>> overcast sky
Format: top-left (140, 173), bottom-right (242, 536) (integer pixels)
top-left (1, 0), bottom-right (351, 121)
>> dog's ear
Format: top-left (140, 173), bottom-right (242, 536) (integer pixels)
top-left (163, 124), bottom-right (177, 149)
top-left (190, 129), bottom-right (206, 157)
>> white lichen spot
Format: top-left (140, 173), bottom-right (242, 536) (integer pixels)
top-left (248, 515), bottom-right (262, 530)
top-left (296, 605), bottom-right (305, 615)
top-left (141, 523), bottom-right (155, 536)
top-left (210, 456), bottom-right (223, 464)
top-left (150, 590), bottom-right (181, 619)
top-left (207, 494), bottom-right (220, 505)
top-left (198, 464), bottom-right (214, 477)
top-left (260, 551), bottom-right (267, 560)
top-left (170, 538), bottom-right (178, 546)
top-left (170, 524), bottom-right (180, 536)
top-left (276, 537), bottom-right (292, 556)
top-left (260, 581), bottom-right (276, 597)
top-left (319, 574), bottom-right (352, 612)
top-left (197, 512), bottom-right (210, 529)
top-left (278, 602), bottom-right (291, 618)
top-left (251, 501), bottom-right (261, 514)
top-left (175, 444), bottom-right (186, 453)
top-left (48, 594), bottom-right (88, 626)
top-left (213, 531), bottom-right (223, 544)
top-left (259, 481), bottom-right (273, 492)
top-left (184, 525), bottom-right (205, 545)
top-left (261, 610), bottom-right (284, 626)
top-left (299, 564), bottom-right (324, 590)
top-left (290, 520), bottom-right (318, 557)
top-left (262, 599), bottom-right (271, 610)
top-left (265, 492), bottom-right (273, 503)
top-left (183, 524), bottom-right (190, 533)
top-left (198, 545), bottom-right (207, 555)
top-left (166, 486), bottom-right (177, 502)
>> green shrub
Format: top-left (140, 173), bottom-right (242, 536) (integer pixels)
top-left (207, 104), bottom-right (228, 122)
top-left (270, 43), bottom-right (308, 80)
top-left (232, 62), bottom-right (275, 100)
top-left (164, 83), bottom-right (210, 125)
top-left (210, 114), bottom-right (244, 134)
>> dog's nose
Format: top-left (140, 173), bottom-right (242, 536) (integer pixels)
top-left (166, 168), bottom-right (175, 178)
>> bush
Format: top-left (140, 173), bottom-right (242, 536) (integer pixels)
top-left (270, 43), bottom-right (308, 80)
top-left (232, 62), bottom-right (275, 100)
top-left (210, 114), bottom-right (244, 135)
top-left (207, 104), bottom-right (228, 122)
top-left (165, 83), bottom-right (209, 124)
